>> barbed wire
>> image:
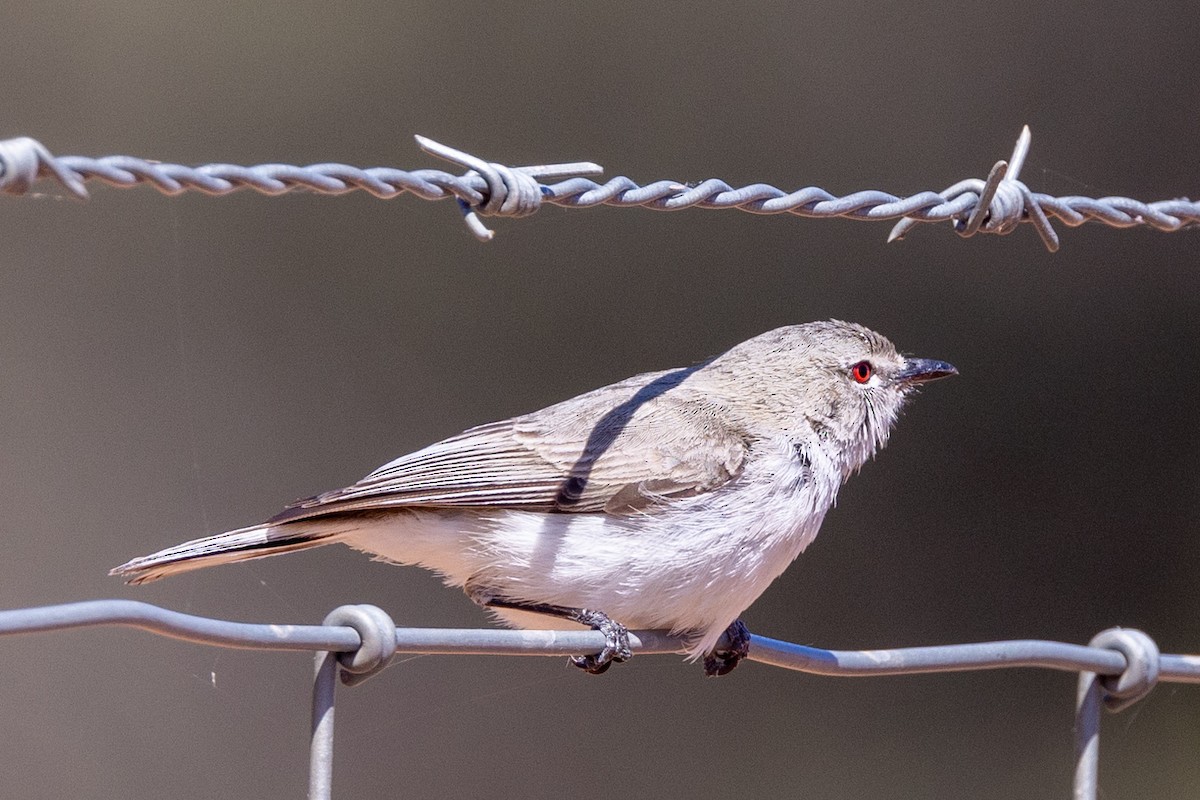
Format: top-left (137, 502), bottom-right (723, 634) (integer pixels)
top-left (0, 599), bottom-right (1195, 799)
top-left (1, 127), bottom-right (1196, 251)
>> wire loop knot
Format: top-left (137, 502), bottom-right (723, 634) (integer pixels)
top-left (474, 160), bottom-right (543, 219)
top-left (415, 134), bottom-right (603, 241)
top-left (322, 604), bottom-right (398, 687)
top-left (0, 137), bottom-right (88, 199)
top-left (888, 125), bottom-right (1060, 252)
top-left (973, 177), bottom-right (1027, 236)
top-left (1089, 627), bottom-right (1160, 712)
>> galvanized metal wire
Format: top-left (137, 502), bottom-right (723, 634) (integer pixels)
top-left (1, 128), bottom-right (1196, 249)
top-left (0, 599), bottom-right (1196, 799)
top-left (1, 123), bottom-right (1197, 796)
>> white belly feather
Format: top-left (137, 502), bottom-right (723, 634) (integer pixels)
top-left (343, 437), bottom-right (842, 658)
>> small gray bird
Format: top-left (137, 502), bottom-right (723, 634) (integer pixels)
top-left (112, 320), bottom-right (955, 676)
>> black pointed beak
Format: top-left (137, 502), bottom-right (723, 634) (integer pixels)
top-left (896, 358), bottom-right (958, 384)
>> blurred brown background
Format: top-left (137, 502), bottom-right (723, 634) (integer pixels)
top-left (1, 2), bottom-right (1197, 798)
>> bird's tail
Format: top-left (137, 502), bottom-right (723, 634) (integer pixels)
top-left (109, 520), bottom-right (348, 585)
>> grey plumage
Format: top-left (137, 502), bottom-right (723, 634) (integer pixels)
top-left (112, 320), bottom-right (956, 670)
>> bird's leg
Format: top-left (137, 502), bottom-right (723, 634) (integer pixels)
top-left (497, 600), bottom-right (632, 674)
top-left (467, 588), bottom-right (632, 674)
top-left (703, 619), bottom-right (751, 677)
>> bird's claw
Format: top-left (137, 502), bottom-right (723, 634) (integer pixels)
top-left (703, 619), bottom-right (751, 677)
top-left (569, 610), bottom-right (632, 675)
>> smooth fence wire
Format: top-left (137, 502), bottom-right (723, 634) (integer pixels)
top-left (0, 600), bottom-right (1196, 800)
top-left (1, 127), bottom-right (1197, 249)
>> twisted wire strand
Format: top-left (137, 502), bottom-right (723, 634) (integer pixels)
top-left (45, 154), bottom-right (1199, 228)
top-left (0, 131), bottom-right (1193, 249)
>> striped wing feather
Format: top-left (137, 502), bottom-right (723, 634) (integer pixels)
top-left (268, 368), bottom-right (749, 524)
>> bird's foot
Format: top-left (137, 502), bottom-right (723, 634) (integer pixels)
top-left (568, 609), bottom-right (632, 675)
top-left (703, 619), bottom-right (751, 677)
top-left (467, 590), bottom-right (632, 675)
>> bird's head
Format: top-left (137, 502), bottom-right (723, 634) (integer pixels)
top-left (709, 320), bottom-right (957, 475)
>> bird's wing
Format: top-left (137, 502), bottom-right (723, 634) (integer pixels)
top-left (268, 367), bottom-right (749, 524)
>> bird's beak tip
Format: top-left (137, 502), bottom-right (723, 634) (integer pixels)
top-left (898, 358), bottom-right (958, 384)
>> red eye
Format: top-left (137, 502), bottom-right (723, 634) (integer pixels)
top-left (851, 361), bottom-right (873, 384)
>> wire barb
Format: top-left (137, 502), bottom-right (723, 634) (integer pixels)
top-left (415, 134), bottom-right (603, 241)
top-left (888, 125), bottom-right (1061, 251)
